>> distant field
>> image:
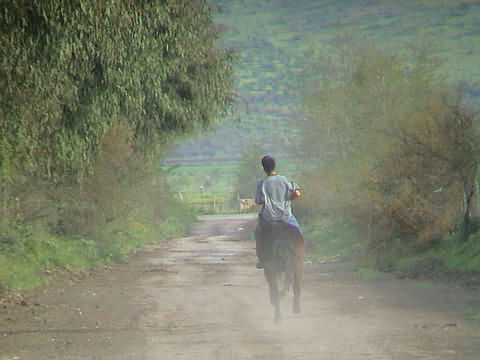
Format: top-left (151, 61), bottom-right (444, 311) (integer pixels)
top-left (164, 159), bottom-right (300, 213)
top-left (164, 161), bottom-right (240, 197)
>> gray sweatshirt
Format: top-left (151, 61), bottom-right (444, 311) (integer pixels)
top-left (255, 174), bottom-right (297, 222)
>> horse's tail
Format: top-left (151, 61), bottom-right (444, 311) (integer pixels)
top-left (271, 226), bottom-right (296, 295)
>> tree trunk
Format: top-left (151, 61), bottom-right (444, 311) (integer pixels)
top-left (461, 167), bottom-right (479, 242)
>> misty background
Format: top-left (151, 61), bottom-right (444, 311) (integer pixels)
top-left (167, 0), bottom-right (480, 274)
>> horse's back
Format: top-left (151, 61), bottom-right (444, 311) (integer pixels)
top-left (264, 222), bottom-right (297, 271)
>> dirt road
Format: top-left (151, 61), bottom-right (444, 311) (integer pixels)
top-left (1, 214), bottom-right (479, 359)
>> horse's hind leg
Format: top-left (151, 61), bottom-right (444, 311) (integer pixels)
top-left (264, 267), bottom-right (276, 305)
top-left (293, 237), bottom-right (304, 314)
top-left (265, 267), bottom-right (281, 323)
top-left (272, 279), bottom-right (281, 324)
top-left (274, 301), bottom-right (281, 324)
top-left (279, 271), bottom-right (291, 298)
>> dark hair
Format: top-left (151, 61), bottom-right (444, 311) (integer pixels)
top-left (261, 155), bottom-right (276, 173)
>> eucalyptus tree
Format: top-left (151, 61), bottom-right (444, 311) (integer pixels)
top-left (0, 0), bottom-right (235, 182)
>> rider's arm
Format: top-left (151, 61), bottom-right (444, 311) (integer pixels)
top-left (290, 189), bottom-right (301, 200)
top-left (255, 180), bottom-right (264, 205)
top-left (288, 179), bottom-right (301, 200)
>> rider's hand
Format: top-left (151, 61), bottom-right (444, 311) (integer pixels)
top-left (291, 189), bottom-right (301, 199)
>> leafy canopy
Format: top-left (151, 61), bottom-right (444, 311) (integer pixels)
top-left (0, 0), bottom-right (235, 180)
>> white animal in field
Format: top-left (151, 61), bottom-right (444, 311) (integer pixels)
top-left (239, 198), bottom-right (256, 212)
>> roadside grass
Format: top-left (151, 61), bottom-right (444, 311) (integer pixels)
top-left (472, 312), bottom-right (480, 321)
top-left (302, 216), bottom-right (480, 282)
top-left (302, 218), bottom-right (393, 280)
top-left (355, 267), bottom-right (384, 280)
top-left (444, 232), bottom-right (480, 272)
top-left (414, 281), bottom-right (436, 289)
top-left (0, 198), bottom-right (195, 292)
top-left (0, 233), bottom-right (101, 290)
top-left (390, 232), bottom-right (480, 275)
top-left (303, 217), bottom-right (362, 262)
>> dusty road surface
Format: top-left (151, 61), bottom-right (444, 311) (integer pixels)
top-left (1, 214), bottom-right (480, 359)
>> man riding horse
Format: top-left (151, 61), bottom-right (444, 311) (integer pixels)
top-left (254, 155), bottom-right (303, 269)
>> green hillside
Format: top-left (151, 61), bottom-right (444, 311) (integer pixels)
top-left (169, 0), bottom-right (480, 160)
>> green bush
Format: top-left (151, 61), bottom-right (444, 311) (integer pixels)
top-left (0, 0), bottom-right (234, 182)
top-left (296, 41), bottom-right (477, 258)
top-left (445, 233), bottom-right (480, 272)
top-left (0, 197), bottom-right (195, 291)
top-left (303, 217), bottom-right (361, 261)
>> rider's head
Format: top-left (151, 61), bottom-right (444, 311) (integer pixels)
top-left (261, 155), bottom-right (276, 174)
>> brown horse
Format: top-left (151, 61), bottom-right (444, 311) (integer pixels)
top-left (262, 221), bottom-right (304, 323)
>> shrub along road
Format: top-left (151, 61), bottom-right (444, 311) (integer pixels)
top-left (0, 215), bottom-right (479, 359)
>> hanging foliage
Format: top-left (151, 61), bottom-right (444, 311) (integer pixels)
top-left (0, 0), bottom-right (235, 181)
